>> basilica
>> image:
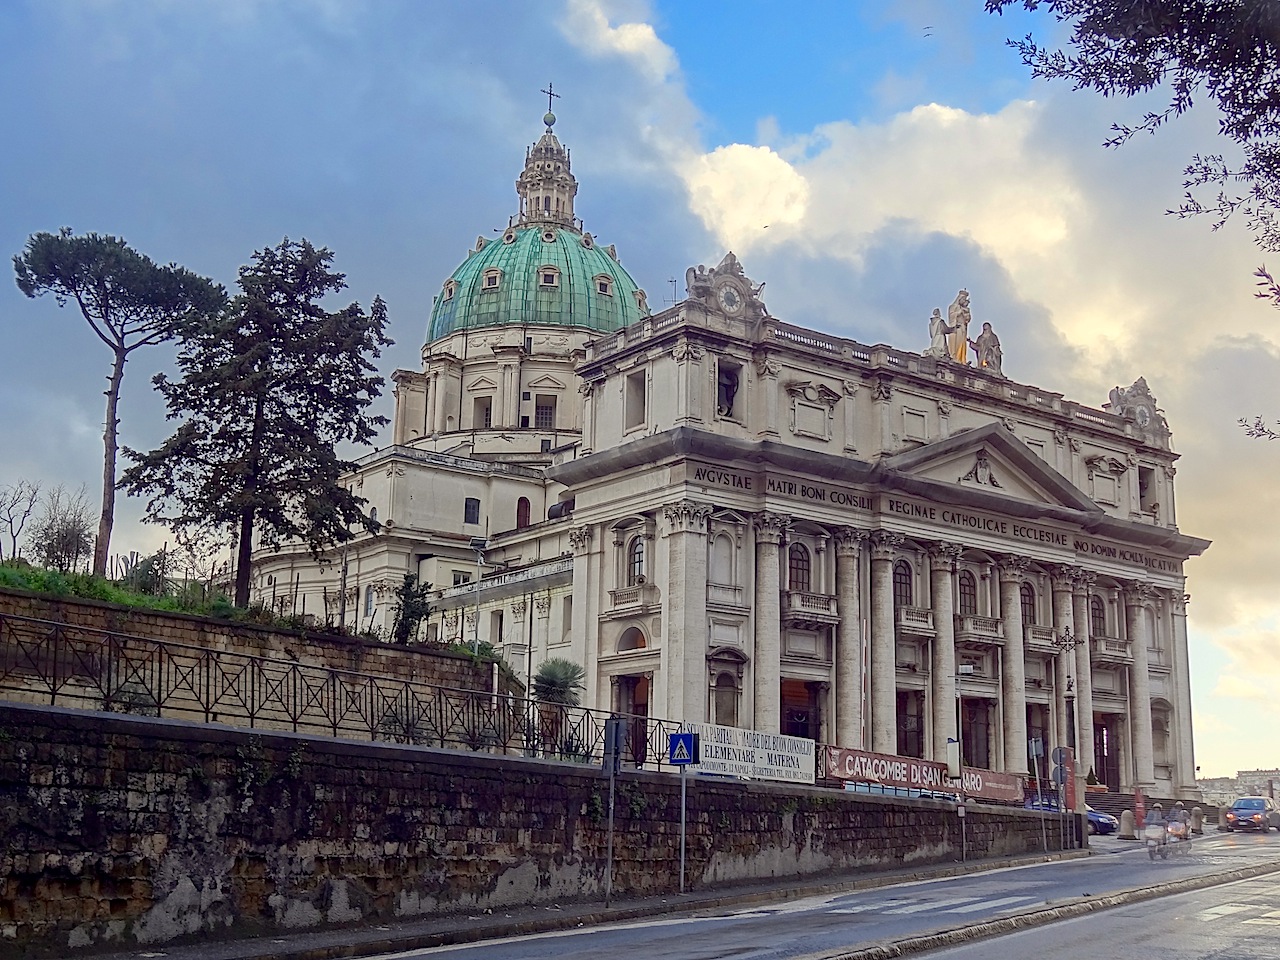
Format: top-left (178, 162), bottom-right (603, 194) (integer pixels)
top-left (251, 109), bottom-right (1208, 800)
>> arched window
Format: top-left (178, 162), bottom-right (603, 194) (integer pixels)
top-left (958, 571), bottom-right (978, 616)
top-left (363, 584), bottom-right (375, 618)
top-left (788, 543), bottom-right (811, 593)
top-left (369, 505), bottom-right (378, 525)
top-left (714, 672), bottom-right (739, 727)
top-left (516, 497), bottom-right (531, 529)
top-left (892, 560), bottom-right (913, 608)
top-left (1090, 595), bottom-right (1107, 637)
top-left (618, 626), bottom-right (646, 651)
top-left (627, 537), bottom-right (645, 585)
top-left (1020, 582), bottom-right (1036, 626)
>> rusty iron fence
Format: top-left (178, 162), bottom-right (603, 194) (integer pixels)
top-left (0, 611), bottom-right (683, 771)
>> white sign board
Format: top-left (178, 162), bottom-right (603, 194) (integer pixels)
top-left (682, 722), bottom-right (816, 784)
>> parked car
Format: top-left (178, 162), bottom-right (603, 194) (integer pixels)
top-left (1224, 796), bottom-right (1280, 833)
top-left (1023, 798), bottom-right (1119, 835)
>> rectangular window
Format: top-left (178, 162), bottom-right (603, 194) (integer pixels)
top-left (490, 608), bottom-right (504, 644)
top-left (903, 408), bottom-right (927, 441)
top-left (625, 370), bottom-right (646, 431)
top-left (452, 571), bottom-right (472, 586)
top-left (561, 595), bottom-right (573, 643)
top-left (464, 497), bottom-right (481, 525)
top-left (535, 395), bottom-right (556, 430)
top-left (474, 396), bottom-right (492, 429)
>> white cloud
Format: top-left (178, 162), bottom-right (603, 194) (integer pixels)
top-left (561, 0), bottom-right (678, 83)
top-left (679, 144), bottom-right (810, 252)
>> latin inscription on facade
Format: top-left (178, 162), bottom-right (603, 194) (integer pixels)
top-left (685, 461), bottom-right (1181, 574)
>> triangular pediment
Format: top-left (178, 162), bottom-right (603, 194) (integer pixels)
top-left (466, 375), bottom-right (498, 391)
top-left (526, 374), bottom-right (567, 390)
top-left (881, 422), bottom-right (1102, 517)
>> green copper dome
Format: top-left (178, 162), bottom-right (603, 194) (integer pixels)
top-left (426, 113), bottom-right (651, 344)
top-left (427, 226), bottom-right (650, 342)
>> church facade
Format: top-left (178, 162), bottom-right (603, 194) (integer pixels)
top-left (251, 111), bottom-right (1208, 800)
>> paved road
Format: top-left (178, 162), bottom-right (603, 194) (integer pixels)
top-left (924, 870), bottom-right (1280, 959)
top-left (366, 832), bottom-right (1280, 960)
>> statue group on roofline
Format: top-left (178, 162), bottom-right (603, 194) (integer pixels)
top-left (924, 288), bottom-right (1003, 376)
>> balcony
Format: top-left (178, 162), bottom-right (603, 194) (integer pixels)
top-left (1090, 635), bottom-right (1132, 664)
top-left (782, 590), bottom-right (839, 628)
top-left (1025, 625), bottom-right (1057, 653)
top-left (954, 614), bottom-right (1004, 649)
top-left (607, 582), bottom-right (660, 614)
top-left (896, 605), bottom-right (935, 636)
top-left (708, 582), bottom-right (746, 609)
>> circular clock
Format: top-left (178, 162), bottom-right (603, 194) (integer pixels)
top-left (1135, 406), bottom-right (1152, 428)
top-left (716, 282), bottom-right (744, 315)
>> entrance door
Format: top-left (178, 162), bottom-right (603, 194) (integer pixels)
top-left (1094, 716), bottom-right (1120, 790)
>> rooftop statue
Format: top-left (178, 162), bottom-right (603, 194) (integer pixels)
top-left (947, 289), bottom-right (971, 363)
top-left (924, 307), bottom-right (953, 358)
top-left (969, 321), bottom-right (1004, 377)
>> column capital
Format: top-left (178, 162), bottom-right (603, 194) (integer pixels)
top-left (663, 499), bottom-right (714, 534)
top-left (753, 511), bottom-right (791, 545)
top-left (534, 595), bottom-right (552, 617)
top-left (1169, 591), bottom-right (1189, 615)
top-left (996, 554), bottom-right (1032, 583)
top-left (1049, 564), bottom-right (1077, 593)
top-left (872, 375), bottom-right (893, 402)
top-left (1122, 580), bottom-right (1158, 606)
top-left (1070, 567), bottom-right (1097, 595)
top-left (568, 524), bottom-right (593, 553)
top-left (927, 541), bottom-right (964, 572)
top-left (833, 526), bottom-right (868, 556)
top-left (870, 529), bottom-right (905, 561)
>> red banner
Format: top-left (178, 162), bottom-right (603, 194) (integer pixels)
top-left (825, 746), bottom-right (1025, 803)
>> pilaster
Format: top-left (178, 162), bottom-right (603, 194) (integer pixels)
top-left (929, 542), bottom-right (963, 760)
top-left (663, 499), bottom-right (713, 723)
top-left (1124, 581), bottom-right (1157, 787)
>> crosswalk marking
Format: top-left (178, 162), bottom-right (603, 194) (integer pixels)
top-left (1243, 918), bottom-right (1280, 925)
top-left (884, 897), bottom-right (982, 914)
top-left (830, 904), bottom-right (884, 914)
top-left (945, 896), bottom-right (1035, 914)
top-left (1195, 905), bottom-right (1249, 921)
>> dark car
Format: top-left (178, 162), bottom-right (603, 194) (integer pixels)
top-left (1224, 796), bottom-right (1280, 833)
top-left (1023, 798), bottom-right (1119, 835)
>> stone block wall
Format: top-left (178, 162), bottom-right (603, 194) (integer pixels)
top-left (0, 702), bottom-right (1062, 957)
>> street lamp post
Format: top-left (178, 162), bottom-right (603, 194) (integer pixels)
top-left (1051, 627), bottom-right (1085, 847)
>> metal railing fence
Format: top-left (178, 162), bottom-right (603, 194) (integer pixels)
top-left (0, 611), bottom-right (684, 770)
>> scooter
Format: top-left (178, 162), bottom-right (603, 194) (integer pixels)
top-left (1145, 821), bottom-right (1169, 860)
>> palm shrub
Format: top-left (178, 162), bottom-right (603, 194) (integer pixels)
top-left (533, 657), bottom-right (586, 706)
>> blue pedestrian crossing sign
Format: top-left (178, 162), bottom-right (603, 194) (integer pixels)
top-left (668, 732), bottom-right (700, 765)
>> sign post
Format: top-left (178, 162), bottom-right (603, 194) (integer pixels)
top-left (668, 732), bottom-right (700, 893)
top-left (603, 717), bottom-right (626, 906)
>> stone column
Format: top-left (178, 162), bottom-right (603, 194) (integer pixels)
top-left (1070, 569), bottom-right (1097, 793)
top-left (1169, 590), bottom-right (1196, 793)
top-left (869, 530), bottom-right (904, 754)
top-left (664, 500), bottom-right (713, 724)
top-left (1050, 567), bottom-right (1076, 753)
top-left (929, 542), bottom-right (963, 760)
top-left (1124, 582), bottom-right (1157, 787)
top-left (753, 512), bottom-right (790, 734)
top-left (997, 556), bottom-right (1029, 775)
top-left (834, 527), bottom-right (867, 749)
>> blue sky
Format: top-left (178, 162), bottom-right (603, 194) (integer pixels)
top-left (1, 0), bottom-right (1277, 779)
